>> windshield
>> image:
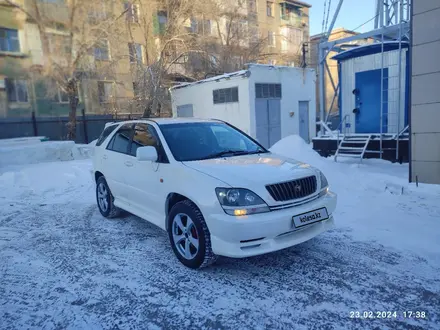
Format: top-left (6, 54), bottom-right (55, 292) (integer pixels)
top-left (159, 122), bottom-right (268, 161)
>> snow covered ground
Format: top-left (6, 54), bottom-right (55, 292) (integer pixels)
top-left (0, 136), bottom-right (439, 329)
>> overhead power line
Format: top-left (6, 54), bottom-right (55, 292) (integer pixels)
top-left (321, 0), bottom-right (328, 34)
top-left (352, 14), bottom-right (379, 32)
top-left (324, 0), bottom-right (333, 33)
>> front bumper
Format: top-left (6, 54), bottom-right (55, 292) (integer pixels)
top-left (207, 191), bottom-right (337, 258)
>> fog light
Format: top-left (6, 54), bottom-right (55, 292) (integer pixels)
top-left (234, 209), bottom-right (247, 216)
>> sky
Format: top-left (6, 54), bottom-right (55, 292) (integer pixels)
top-left (307, 0), bottom-right (377, 36)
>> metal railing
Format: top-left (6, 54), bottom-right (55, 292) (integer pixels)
top-left (336, 114), bottom-right (350, 148)
top-left (318, 120), bottom-right (335, 137)
top-left (394, 124), bottom-right (409, 139)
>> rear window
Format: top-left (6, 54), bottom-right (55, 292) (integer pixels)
top-left (96, 124), bottom-right (118, 146)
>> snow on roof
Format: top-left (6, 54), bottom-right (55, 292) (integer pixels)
top-left (170, 70), bottom-right (249, 91)
top-left (170, 64), bottom-right (314, 91)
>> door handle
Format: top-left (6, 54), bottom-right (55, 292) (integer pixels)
top-left (102, 154), bottom-right (108, 160)
top-left (124, 161), bottom-right (133, 167)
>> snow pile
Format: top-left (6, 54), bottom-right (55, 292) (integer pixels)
top-left (270, 135), bottom-right (440, 262)
top-left (74, 139), bottom-right (97, 159)
top-left (270, 135), bottom-right (325, 166)
top-left (0, 140), bottom-right (93, 167)
top-left (0, 136), bottom-right (48, 147)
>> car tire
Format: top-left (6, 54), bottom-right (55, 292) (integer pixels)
top-left (168, 200), bottom-right (218, 269)
top-left (96, 176), bottom-right (121, 218)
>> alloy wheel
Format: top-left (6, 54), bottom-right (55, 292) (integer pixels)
top-left (172, 213), bottom-right (200, 260)
top-left (97, 182), bottom-right (109, 212)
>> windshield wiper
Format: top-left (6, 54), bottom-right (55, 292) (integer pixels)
top-left (246, 149), bottom-right (267, 155)
top-left (200, 150), bottom-right (250, 160)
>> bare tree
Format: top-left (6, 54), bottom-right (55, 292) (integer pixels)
top-left (124, 0), bottom-right (208, 118)
top-left (125, 0), bottom-right (279, 118)
top-left (5, 0), bottom-right (129, 139)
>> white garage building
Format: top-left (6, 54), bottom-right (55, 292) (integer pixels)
top-left (170, 64), bottom-right (317, 148)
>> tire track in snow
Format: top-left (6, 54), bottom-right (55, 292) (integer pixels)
top-left (1, 192), bottom-right (439, 329)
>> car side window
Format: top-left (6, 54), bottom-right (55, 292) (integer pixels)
top-left (106, 123), bottom-right (134, 154)
top-left (129, 123), bottom-right (169, 163)
top-left (96, 124), bottom-right (118, 147)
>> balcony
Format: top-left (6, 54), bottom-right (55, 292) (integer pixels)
top-left (280, 15), bottom-right (303, 28)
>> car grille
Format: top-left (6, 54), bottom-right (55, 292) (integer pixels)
top-left (266, 176), bottom-right (317, 202)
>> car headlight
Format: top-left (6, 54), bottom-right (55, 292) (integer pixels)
top-left (319, 171), bottom-right (329, 197)
top-left (215, 188), bottom-right (270, 216)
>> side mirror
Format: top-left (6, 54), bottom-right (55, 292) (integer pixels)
top-left (136, 146), bottom-right (158, 162)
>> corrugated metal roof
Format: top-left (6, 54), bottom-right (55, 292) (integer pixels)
top-left (332, 41), bottom-right (410, 61)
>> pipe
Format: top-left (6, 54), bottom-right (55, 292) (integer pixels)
top-left (319, 46), bottom-right (326, 134)
top-left (380, 33), bottom-right (384, 159)
top-left (396, 0), bottom-right (404, 161)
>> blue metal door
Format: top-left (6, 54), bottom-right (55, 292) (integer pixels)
top-left (354, 69), bottom-right (388, 133)
top-left (298, 101), bottom-right (310, 143)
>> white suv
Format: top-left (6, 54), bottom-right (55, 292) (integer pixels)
top-left (93, 118), bottom-right (337, 269)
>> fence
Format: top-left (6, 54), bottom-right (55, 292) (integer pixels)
top-left (0, 110), bottom-right (143, 144)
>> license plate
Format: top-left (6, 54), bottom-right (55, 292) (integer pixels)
top-left (292, 208), bottom-right (329, 228)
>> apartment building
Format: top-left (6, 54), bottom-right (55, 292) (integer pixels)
top-left (255, 0), bottom-right (311, 66)
top-left (1, 0), bottom-right (309, 118)
top-left (0, 0), bottom-right (34, 117)
top-left (0, 0), bottom-right (150, 118)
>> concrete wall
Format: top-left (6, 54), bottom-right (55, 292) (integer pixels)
top-left (170, 73), bottom-right (253, 135)
top-left (247, 65), bottom-right (316, 141)
top-left (410, 0), bottom-right (440, 184)
top-left (170, 65), bottom-right (317, 143)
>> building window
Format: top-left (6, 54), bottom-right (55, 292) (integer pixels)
top-left (255, 83), bottom-right (282, 99)
top-left (155, 11), bottom-right (167, 35)
top-left (88, 2), bottom-right (108, 22)
top-left (213, 87), bottom-right (239, 104)
top-left (281, 4), bottom-right (302, 25)
top-left (0, 28), bottom-right (20, 53)
top-left (98, 81), bottom-right (114, 103)
top-left (94, 39), bottom-right (110, 60)
top-left (55, 87), bottom-right (69, 103)
top-left (266, 1), bottom-right (274, 17)
top-left (124, 2), bottom-right (139, 23)
top-left (268, 31), bottom-right (275, 46)
top-left (288, 28), bottom-right (303, 45)
top-left (191, 18), bottom-right (212, 35)
top-left (249, 0), bottom-right (257, 12)
top-left (5, 78), bottom-right (28, 103)
top-left (48, 34), bottom-right (71, 54)
top-left (128, 43), bottom-right (143, 64)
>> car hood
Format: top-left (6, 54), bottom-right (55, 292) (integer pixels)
top-left (182, 152), bottom-right (319, 187)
